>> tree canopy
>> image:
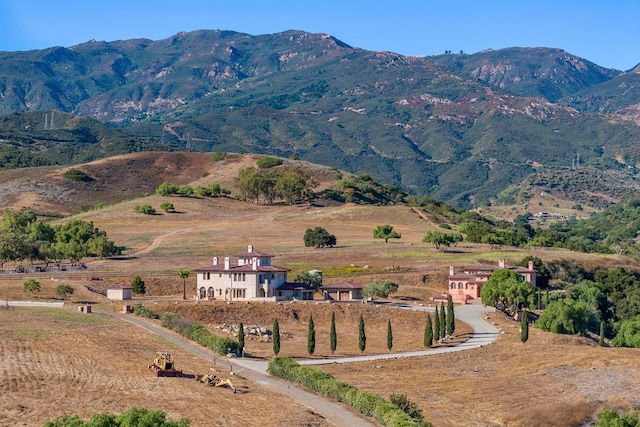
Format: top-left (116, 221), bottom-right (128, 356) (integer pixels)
top-left (0, 209), bottom-right (120, 267)
top-left (373, 225), bottom-right (401, 243)
top-left (422, 231), bottom-right (462, 250)
top-left (303, 227), bottom-right (336, 248)
top-left (480, 269), bottom-right (534, 313)
top-left (535, 298), bottom-right (591, 335)
top-left (362, 279), bottom-right (399, 300)
top-left (235, 166), bottom-right (316, 205)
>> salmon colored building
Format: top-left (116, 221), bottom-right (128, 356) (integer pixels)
top-left (448, 259), bottom-right (537, 304)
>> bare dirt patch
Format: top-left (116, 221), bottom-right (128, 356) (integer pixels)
top-left (0, 308), bottom-right (332, 427)
top-left (320, 310), bottom-right (640, 427)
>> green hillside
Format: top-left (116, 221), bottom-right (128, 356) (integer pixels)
top-left (0, 30), bottom-right (639, 209)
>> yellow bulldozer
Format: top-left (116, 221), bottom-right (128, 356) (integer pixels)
top-left (196, 368), bottom-right (236, 393)
top-left (148, 351), bottom-right (183, 377)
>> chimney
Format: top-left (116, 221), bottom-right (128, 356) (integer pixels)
top-left (528, 260), bottom-right (534, 271)
top-left (224, 257), bottom-right (230, 270)
top-left (213, 256), bottom-right (218, 265)
top-left (498, 259), bottom-right (505, 269)
top-left (449, 266), bottom-right (455, 276)
top-left (248, 244), bottom-right (253, 253)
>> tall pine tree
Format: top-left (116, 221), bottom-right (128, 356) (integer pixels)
top-left (330, 311), bottom-right (337, 355)
top-left (308, 314), bottom-right (316, 355)
top-left (273, 319), bottom-right (281, 355)
top-left (358, 314), bottom-right (366, 353)
top-left (424, 313), bottom-right (433, 347)
top-left (434, 306), bottom-right (440, 341)
top-left (387, 319), bottom-right (393, 351)
top-left (439, 301), bottom-right (446, 338)
top-left (599, 321), bottom-right (605, 347)
top-left (521, 311), bottom-right (529, 343)
top-left (447, 295), bottom-right (455, 336)
top-left (238, 322), bottom-right (245, 354)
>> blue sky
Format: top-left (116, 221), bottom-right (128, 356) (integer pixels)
top-left (1, 0), bottom-right (639, 70)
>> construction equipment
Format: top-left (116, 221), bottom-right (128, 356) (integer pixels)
top-left (148, 351), bottom-right (183, 377)
top-left (196, 368), bottom-right (236, 393)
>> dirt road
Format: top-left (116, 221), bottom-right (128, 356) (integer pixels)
top-left (104, 310), bottom-right (375, 427)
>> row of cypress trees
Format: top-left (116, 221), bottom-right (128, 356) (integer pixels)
top-left (263, 297), bottom-right (458, 357)
top-left (424, 295), bottom-right (456, 347)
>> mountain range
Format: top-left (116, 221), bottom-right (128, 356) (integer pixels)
top-left (0, 29), bottom-right (638, 209)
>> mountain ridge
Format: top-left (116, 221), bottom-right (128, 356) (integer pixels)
top-left (0, 29), bottom-right (638, 209)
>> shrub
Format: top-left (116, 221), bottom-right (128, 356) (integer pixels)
top-left (211, 152), bottom-right (231, 161)
top-left (267, 356), bottom-right (431, 426)
top-left (62, 168), bottom-right (91, 182)
top-left (23, 279), bottom-right (41, 293)
top-left (42, 407), bottom-right (190, 426)
top-left (160, 312), bottom-right (239, 355)
top-left (611, 318), bottom-right (640, 348)
top-left (131, 276), bottom-right (146, 294)
top-left (156, 182), bottom-right (179, 196)
top-left (56, 284), bottom-right (74, 300)
top-left (133, 303), bottom-right (158, 319)
top-left (134, 204), bottom-right (156, 215)
top-left (159, 202), bottom-right (175, 212)
top-left (256, 157), bottom-right (283, 169)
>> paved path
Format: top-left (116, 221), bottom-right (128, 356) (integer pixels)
top-left (231, 302), bottom-right (498, 373)
top-left (103, 310), bottom-right (374, 427)
top-left (8, 300), bottom-right (497, 426)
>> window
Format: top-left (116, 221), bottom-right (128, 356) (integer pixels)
top-left (450, 283), bottom-right (455, 289)
top-left (205, 272), bottom-right (210, 280)
top-left (465, 283), bottom-right (468, 289)
top-left (242, 273), bottom-right (246, 281)
top-left (232, 289), bottom-right (246, 299)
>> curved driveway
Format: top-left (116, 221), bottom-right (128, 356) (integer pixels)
top-left (101, 302), bottom-right (497, 426)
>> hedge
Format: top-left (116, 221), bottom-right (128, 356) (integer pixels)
top-left (160, 312), bottom-right (240, 355)
top-left (267, 356), bottom-right (431, 427)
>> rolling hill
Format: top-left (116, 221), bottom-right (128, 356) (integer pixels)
top-left (0, 29), bottom-right (639, 209)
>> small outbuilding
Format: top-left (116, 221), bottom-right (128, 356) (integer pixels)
top-left (322, 282), bottom-right (365, 301)
top-left (107, 286), bottom-right (133, 301)
top-left (275, 282), bottom-right (316, 300)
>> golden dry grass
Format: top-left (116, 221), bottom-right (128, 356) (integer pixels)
top-left (0, 308), bottom-right (331, 427)
top-left (2, 153), bottom-right (640, 426)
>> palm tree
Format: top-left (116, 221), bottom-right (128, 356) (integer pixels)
top-left (178, 269), bottom-right (192, 300)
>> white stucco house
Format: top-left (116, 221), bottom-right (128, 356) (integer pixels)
top-left (193, 245), bottom-right (315, 301)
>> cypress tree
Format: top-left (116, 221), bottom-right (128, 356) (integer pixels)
top-left (599, 321), bottom-right (605, 347)
top-left (358, 314), bottom-right (366, 353)
top-left (537, 288), bottom-right (542, 310)
top-left (238, 322), bottom-right (245, 354)
top-left (521, 311), bottom-right (529, 343)
top-left (330, 311), bottom-right (337, 355)
top-left (273, 319), bottom-right (281, 356)
top-left (447, 295), bottom-right (455, 336)
top-left (545, 288), bottom-right (550, 306)
top-left (434, 306), bottom-right (440, 341)
top-left (386, 319), bottom-right (393, 351)
top-left (307, 314), bottom-right (316, 355)
top-left (439, 301), bottom-right (446, 337)
top-left (424, 313), bottom-right (433, 347)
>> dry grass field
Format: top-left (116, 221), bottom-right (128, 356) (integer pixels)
top-left (0, 308), bottom-right (330, 427)
top-left (2, 152), bottom-right (640, 426)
